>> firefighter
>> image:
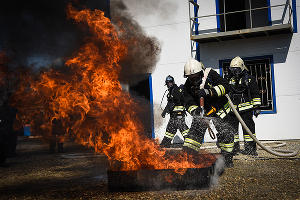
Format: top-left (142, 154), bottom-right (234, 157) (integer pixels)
top-left (160, 75), bottom-right (189, 148)
top-left (182, 58), bottom-right (235, 168)
top-left (228, 56), bottom-right (261, 156)
top-left (0, 97), bottom-right (17, 166)
top-left (49, 118), bottom-right (65, 153)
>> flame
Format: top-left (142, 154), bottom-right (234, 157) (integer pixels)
top-left (12, 5), bottom-right (215, 172)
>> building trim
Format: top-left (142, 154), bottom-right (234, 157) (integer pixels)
top-left (292, 0), bottom-right (298, 33)
top-left (267, 0), bottom-right (272, 26)
top-left (219, 59), bottom-right (224, 76)
top-left (192, 24), bottom-right (292, 43)
top-left (219, 55), bottom-right (277, 114)
top-left (215, 0), bottom-right (221, 32)
top-left (268, 55), bottom-right (277, 114)
top-left (193, 0), bottom-right (201, 61)
top-left (148, 73), bottom-right (155, 138)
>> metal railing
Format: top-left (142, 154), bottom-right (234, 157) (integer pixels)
top-left (189, 0), bottom-right (293, 35)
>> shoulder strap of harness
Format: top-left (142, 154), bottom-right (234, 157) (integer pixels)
top-left (200, 68), bottom-right (211, 89)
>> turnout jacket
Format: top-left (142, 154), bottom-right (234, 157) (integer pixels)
top-left (228, 73), bottom-right (261, 112)
top-left (184, 68), bottom-right (230, 118)
top-left (162, 84), bottom-right (186, 117)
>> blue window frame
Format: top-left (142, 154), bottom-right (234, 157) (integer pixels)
top-left (292, 0), bottom-right (298, 33)
top-left (215, 0), bottom-right (272, 32)
top-left (148, 73), bottom-right (155, 138)
top-left (192, 0), bottom-right (201, 61)
top-left (219, 55), bottom-right (277, 114)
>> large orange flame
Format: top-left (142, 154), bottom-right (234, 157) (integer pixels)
top-left (12, 5), bottom-right (215, 172)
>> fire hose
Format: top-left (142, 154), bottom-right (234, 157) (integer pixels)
top-left (201, 141), bottom-right (290, 150)
top-left (159, 89), bottom-right (168, 110)
top-left (225, 94), bottom-right (299, 157)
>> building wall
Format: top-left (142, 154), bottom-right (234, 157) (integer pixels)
top-left (123, 0), bottom-right (300, 141)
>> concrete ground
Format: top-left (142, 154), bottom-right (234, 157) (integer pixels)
top-left (0, 137), bottom-right (299, 200)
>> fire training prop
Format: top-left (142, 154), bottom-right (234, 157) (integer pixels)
top-left (107, 152), bottom-right (217, 192)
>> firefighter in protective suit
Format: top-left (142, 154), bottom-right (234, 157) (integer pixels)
top-left (160, 75), bottom-right (189, 148)
top-left (182, 58), bottom-right (235, 168)
top-left (49, 118), bottom-right (65, 153)
top-left (228, 56), bottom-right (261, 156)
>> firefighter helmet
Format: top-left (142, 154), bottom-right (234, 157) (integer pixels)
top-left (165, 75), bottom-right (174, 85)
top-left (184, 58), bottom-right (205, 78)
top-left (230, 56), bottom-right (248, 71)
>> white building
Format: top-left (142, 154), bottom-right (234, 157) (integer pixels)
top-left (124, 0), bottom-right (299, 142)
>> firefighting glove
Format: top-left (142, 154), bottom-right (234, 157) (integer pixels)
top-left (191, 107), bottom-right (202, 116)
top-left (195, 88), bottom-right (211, 98)
top-left (254, 109), bottom-right (261, 118)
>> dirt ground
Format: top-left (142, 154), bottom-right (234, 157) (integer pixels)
top-left (0, 137), bottom-right (299, 200)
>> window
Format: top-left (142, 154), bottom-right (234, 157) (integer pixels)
top-left (217, 0), bottom-right (271, 32)
top-left (220, 56), bottom-right (276, 113)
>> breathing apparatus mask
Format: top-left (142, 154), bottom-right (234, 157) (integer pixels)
top-left (188, 71), bottom-right (203, 87)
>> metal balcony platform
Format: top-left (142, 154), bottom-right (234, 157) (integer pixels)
top-left (191, 24), bottom-right (293, 43)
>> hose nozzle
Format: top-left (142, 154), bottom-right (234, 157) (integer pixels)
top-left (200, 97), bottom-right (205, 117)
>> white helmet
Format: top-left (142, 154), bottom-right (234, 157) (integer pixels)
top-left (230, 56), bottom-right (248, 71)
top-left (184, 58), bottom-right (205, 78)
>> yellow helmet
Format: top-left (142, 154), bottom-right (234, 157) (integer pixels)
top-left (230, 56), bottom-right (248, 71)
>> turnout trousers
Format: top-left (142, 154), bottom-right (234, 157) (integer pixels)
top-left (160, 116), bottom-right (189, 148)
top-left (229, 111), bottom-right (257, 155)
top-left (182, 115), bottom-right (235, 167)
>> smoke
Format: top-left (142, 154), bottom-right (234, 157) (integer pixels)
top-left (153, 104), bottom-right (164, 129)
top-left (0, 0), bottom-right (162, 141)
top-left (0, 0), bottom-right (161, 85)
top-left (110, 0), bottom-right (161, 85)
top-left (0, 0), bottom-right (109, 70)
top-left (121, 0), bottom-right (178, 20)
top-left (0, 0), bottom-right (109, 104)
top-left (210, 156), bottom-right (225, 187)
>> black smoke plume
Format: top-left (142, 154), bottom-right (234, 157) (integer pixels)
top-left (111, 0), bottom-right (161, 85)
top-left (0, 0), bottom-right (110, 69)
top-left (0, 0), bottom-right (162, 136)
top-left (121, 0), bottom-right (178, 20)
top-left (0, 0), bottom-right (161, 84)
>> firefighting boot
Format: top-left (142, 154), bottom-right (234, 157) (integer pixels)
top-left (241, 142), bottom-right (249, 155)
top-left (222, 150), bottom-right (234, 168)
top-left (160, 137), bottom-right (172, 148)
top-left (241, 142), bottom-right (258, 156)
top-left (249, 141), bottom-right (258, 156)
top-left (232, 142), bottom-right (240, 155)
top-left (57, 143), bottom-right (64, 153)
